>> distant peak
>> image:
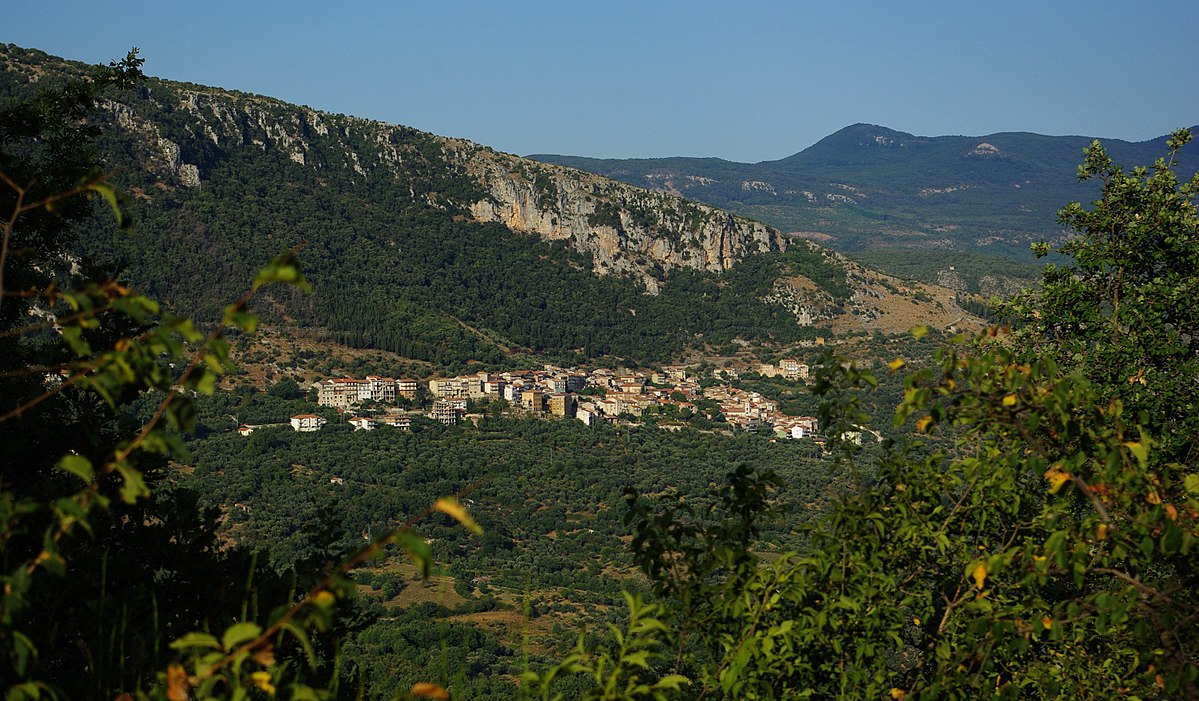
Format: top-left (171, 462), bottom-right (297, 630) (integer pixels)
top-left (785, 124), bottom-right (917, 159)
top-left (831, 123), bottom-right (914, 144)
top-left (841, 123), bottom-right (910, 136)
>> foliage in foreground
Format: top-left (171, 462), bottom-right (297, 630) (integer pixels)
top-left (0, 51), bottom-right (475, 701)
top-left (591, 131), bottom-right (1198, 699)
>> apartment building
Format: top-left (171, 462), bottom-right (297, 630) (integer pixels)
top-left (549, 393), bottom-right (577, 418)
top-left (290, 414), bottom-right (327, 432)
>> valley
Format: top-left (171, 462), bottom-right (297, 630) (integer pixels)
top-left (3, 36), bottom-right (1196, 701)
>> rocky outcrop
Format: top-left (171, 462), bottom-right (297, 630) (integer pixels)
top-left (446, 142), bottom-right (784, 291)
top-left (101, 100), bottom-right (201, 188)
top-left (761, 279), bottom-right (838, 327)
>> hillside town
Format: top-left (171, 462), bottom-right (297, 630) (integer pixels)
top-left (262, 360), bottom-right (830, 443)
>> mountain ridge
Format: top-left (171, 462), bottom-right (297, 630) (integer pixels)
top-left (3, 43), bottom-right (983, 371)
top-left (530, 122), bottom-right (1199, 254)
top-left (1, 43), bottom-right (783, 294)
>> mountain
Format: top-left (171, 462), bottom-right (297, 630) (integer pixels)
top-left (529, 122), bottom-right (1199, 255)
top-left (1, 46), bottom-right (980, 369)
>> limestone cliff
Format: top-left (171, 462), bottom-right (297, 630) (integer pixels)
top-left (442, 140), bottom-right (784, 292)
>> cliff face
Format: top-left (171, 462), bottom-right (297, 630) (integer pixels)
top-left (447, 142), bottom-right (784, 292)
top-left (0, 48), bottom-right (782, 292)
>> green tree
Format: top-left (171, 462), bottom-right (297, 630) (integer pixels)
top-left (618, 132), bottom-right (1199, 699)
top-left (1011, 129), bottom-right (1199, 460)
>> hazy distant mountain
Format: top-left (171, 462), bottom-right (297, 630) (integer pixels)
top-left (530, 123), bottom-right (1199, 254)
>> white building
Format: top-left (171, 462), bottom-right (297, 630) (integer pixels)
top-left (780, 359), bottom-right (809, 381)
top-left (348, 416), bottom-right (377, 431)
top-left (290, 414), bottom-right (327, 432)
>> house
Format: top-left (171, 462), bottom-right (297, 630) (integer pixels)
top-left (317, 379), bottom-right (367, 408)
top-left (290, 414), bottom-right (326, 432)
top-left (430, 375), bottom-right (486, 399)
top-left (464, 374), bottom-right (487, 399)
top-left (377, 414), bottom-right (412, 430)
top-left (549, 393), bottom-right (577, 418)
top-left (565, 374), bottom-right (587, 392)
top-left (838, 430), bottom-right (863, 445)
top-left (779, 359), bottom-right (809, 381)
top-left (366, 376), bottom-right (396, 402)
top-left (521, 390), bottom-right (546, 413)
top-left (430, 400), bottom-right (464, 425)
top-left (395, 378), bottom-right (418, 399)
top-left (428, 378), bottom-right (462, 398)
top-left (236, 425), bottom-right (254, 436)
top-left (348, 416), bottom-right (376, 431)
top-left (613, 395), bottom-right (648, 417)
top-left (663, 366), bottom-right (688, 381)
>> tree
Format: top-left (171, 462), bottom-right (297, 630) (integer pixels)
top-left (618, 132), bottom-right (1199, 699)
top-left (1013, 129), bottom-right (1199, 460)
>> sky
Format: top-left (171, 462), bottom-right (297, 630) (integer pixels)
top-left (5, 1), bottom-right (1198, 163)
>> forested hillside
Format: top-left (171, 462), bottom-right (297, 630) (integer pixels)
top-left (0, 46), bottom-right (776, 368)
top-left (0, 45), bottom-right (983, 371)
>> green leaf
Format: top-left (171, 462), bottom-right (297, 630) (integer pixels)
top-left (434, 496), bottom-right (483, 535)
top-left (222, 306), bottom-right (259, 332)
top-left (115, 462), bottom-right (150, 504)
top-left (290, 685), bottom-right (320, 701)
top-left (654, 674), bottom-right (689, 690)
top-left (56, 454), bottom-right (94, 483)
top-left (392, 530), bottom-right (433, 578)
top-left (621, 650), bottom-right (650, 669)
top-left (87, 180), bottom-right (130, 231)
top-left (195, 370), bottom-right (218, 396)
top-left (1161, 524), bottom-right (1183, 555)
top-left (1124, 440), bottom-right (1149, 468)
top-left (61, 325), bottom-right (92, 356)
top-left (281, 621), bottom-right (318, 669)
top-left (221, 622), bottom-right (262, 651)
top-left (252, 255), bottom-right (312, 293)
top-left (10, 630), bottom-right (37, 676)
top-left (170, 632), bottom-right (222, 651)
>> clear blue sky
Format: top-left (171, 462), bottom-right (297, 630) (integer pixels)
top-left (6, 1), bottom-right (1198, 162)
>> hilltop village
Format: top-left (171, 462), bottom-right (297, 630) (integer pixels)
top-left (261, 359), bottom-right (832, 444)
